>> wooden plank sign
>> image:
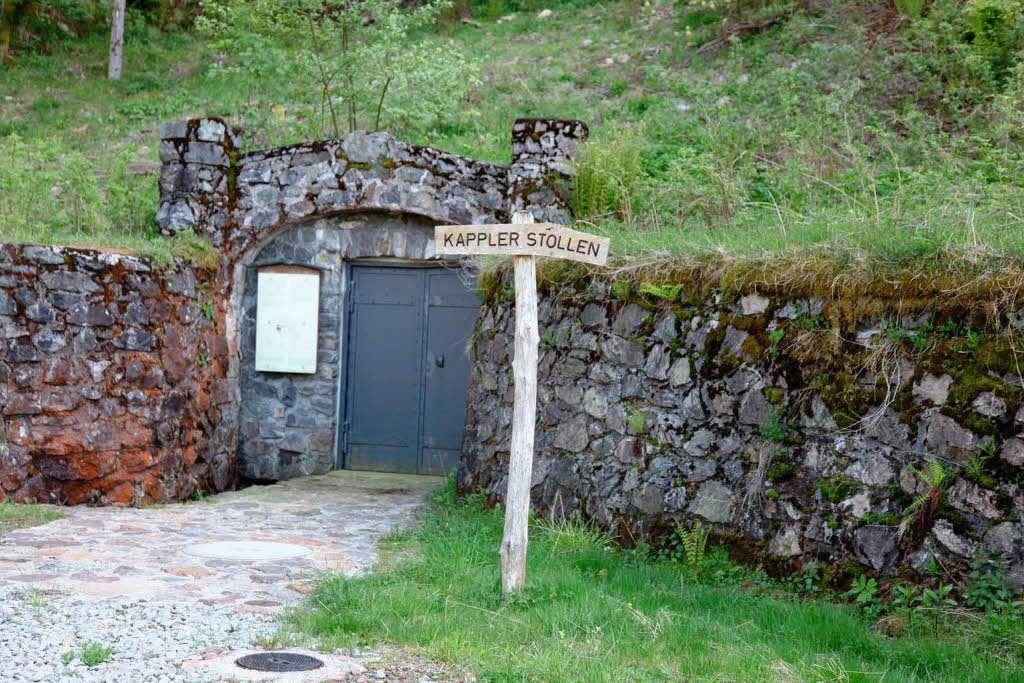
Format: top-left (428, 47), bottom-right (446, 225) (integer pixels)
top-left (435, 222), bottom-right (610, 265)
top-left (436, 213), bottom-right (610, 598)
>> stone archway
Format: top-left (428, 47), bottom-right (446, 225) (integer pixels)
top-left (155, 117), bottom-right (587, 482)
top-left (234, 211), bottom-right (455, 481)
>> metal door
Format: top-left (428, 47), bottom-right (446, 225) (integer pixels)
top-left (420, 269), bottom-right (481, 474)
top-left (341, 264), bottom-right (479, 474)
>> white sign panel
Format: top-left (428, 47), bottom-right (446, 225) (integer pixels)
top-left (255, 269), bottom-right (320, 373)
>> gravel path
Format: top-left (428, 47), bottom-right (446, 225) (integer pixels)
top-left (0, 471), bottom-right (451, 682)
top-left (0, 588), bottom-right (274, 682)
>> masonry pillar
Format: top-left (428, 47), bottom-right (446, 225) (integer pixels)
top-left (156, 118), bottom-right (240, 245)
top-left (507, 117), bottom-right (589, 224)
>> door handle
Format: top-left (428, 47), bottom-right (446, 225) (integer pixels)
top-left (435, 354), bottom-right (445, 368)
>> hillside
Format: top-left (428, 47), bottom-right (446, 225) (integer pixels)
top-left (2, 0), bottom-right (1023, 272)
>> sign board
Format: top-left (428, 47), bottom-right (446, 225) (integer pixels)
top-left (435, 222), bottom-right (610, 265)
top-left (436, 214), bottom-right (610, 598)
top-left (255, 267), bottom-right (320, 374)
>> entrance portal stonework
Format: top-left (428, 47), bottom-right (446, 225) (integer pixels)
top-left (155, 117), bottom-right (588, 487)
top-left (236, 213), bottom-right (446, 482)
top-left (0, 117), bottom-right (586, 504)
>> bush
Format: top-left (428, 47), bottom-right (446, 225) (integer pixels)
top-left (1, 1), bottom-right (109, 63)
top-left (571, 124), bottom-right (645, 224)
top-left (965, 0), bottom-right (1024, 80)
top-left (0, 135), bottom-right (153, 241)
top-left (197, 0), bottom-right (478, 139)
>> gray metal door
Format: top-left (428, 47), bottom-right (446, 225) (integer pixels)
top-left (341, 264), bottom-right (479, 474)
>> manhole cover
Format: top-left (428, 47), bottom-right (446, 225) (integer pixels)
top-left (183, 541), bottom-right (313, 561)
top-left (235, 652), bottom-right (324, 672)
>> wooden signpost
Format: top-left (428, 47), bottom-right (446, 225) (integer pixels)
top-left (436, 212), bottom-right (610, 596)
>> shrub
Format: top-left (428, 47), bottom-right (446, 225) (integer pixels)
top-left (197, 0), bottom-right (478, 138)
top-left (965, 553), bottom-right (1016, 612)
top-left (964, 0), bottom-right (1024, 80)
top-left (1, 1), bottom-right (109, 63)
top-left (571, 124), bottom-right (645, 224)
top-left (0, 135), bottom-right (154, 240)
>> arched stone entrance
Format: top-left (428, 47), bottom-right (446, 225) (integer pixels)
top-left (235, 212), bottom-right (479, 481)
top-left (155, 117), bottom-right (587, 481)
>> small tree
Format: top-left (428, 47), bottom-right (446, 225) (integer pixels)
top-left (197, 0), bottom-right (477, 139)
top-left (108, 0), bottom-right (125, 80)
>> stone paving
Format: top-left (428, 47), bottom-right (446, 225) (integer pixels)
top-left (0, 470), bottom-right (449, 682)
top-left (0, 470), bottom-right (438, 608)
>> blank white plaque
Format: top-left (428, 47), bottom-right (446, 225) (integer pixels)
top-left (255, 269), bottom-right (320, 373)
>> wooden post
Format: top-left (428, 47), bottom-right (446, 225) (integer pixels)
top-left (108, 0), bottom-right (125, 80)
top-left (499, 210), bottom-right (538, 597)
top-left (434, 214), bottom-right (608, 598)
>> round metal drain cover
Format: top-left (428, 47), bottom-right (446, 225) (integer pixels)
top-left (235, 652), bottom-right (324, 672)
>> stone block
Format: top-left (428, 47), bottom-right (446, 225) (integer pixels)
top-left (644, 344), bottom-right (670, 380)
top-left (854, 526), bottom-right (898, 573)
top-left (973, 392), bottom-right (1006, 418)
top-left (0, 290), bottom-right (16, 316)
top-left (183, 141), bottom-right (228, 166)
top-left (932, 519), bottom-right (975, 557)
top-left (68, 304), bottom-right (115, 327)
top-left (553, 415), bottom-right (589, 453)
top-left (1000, 437), bottom-right (1024, 466)
top-left (611, 303), bottom-right (648, 337)
top-left (40, 271), bottom-right (102, 294)
top-left (924, 414), bottom-right (977, 461)
top-left (769, 525), bottom-right (802, 557)
top-left (601, 336), bottom-right (644, 367)
top-left (912, 374), bottom-right (952, 405)
top-left (160, 120), bottom-right (189, 140)
top-left (341, 131), bottom-right (391, 164)
top-left (739, 293), bottom-right (770, 315)
top-left (688, 481), bottom-right (734, 523)
top-left (21, 246), bottom-right (66, 265)
top-left (113, 328), bottom-right (156, 351)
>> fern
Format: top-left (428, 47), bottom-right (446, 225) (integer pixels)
top-left (916, 458), bottom-right (951, 489)
top-left (894, 0), bottom-right (925, 18)
top-left (899, 457), bottom-right (952, 540)
top-left (639, 282), bottom-right (685, 302)
top-left (675, 520), bottom-right (709, 575)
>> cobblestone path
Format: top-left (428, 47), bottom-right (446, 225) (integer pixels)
top-left (0, 471), bottom-right (448, 682)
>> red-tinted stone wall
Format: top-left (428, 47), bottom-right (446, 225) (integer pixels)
top-left (0, 244), bottom-right (236, 506)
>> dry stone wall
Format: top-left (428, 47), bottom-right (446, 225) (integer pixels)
top-left (155, 116), bottom-right (588, 488)
top-left (0, 244), bottom-right (234, 506)
top-left (460, 275), bottom-right (1024, 587)
top-left (156, 117), bottom-right (588, 261)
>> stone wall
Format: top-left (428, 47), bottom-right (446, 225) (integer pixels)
top-left (152, 116), bottom-right (589, 486)
top-left (460, 274), bottom-right (1024, 588)
top-left (236, 212), bottom-right (443, 482)
top-left (155, 116), bottom-right (588, 486)
top-left (0, 244), bottom-right (234, 506)
top-left (155, 117), bottom-right (588, 261)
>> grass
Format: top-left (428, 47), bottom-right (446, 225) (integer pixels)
top-left (2, 1), bottom-right (1023, 275)
top-left (63, 641), bottom-right (113, 668)
top-left (283, 480), bottom-right (1023, 682)
top-left (0, 500), bottom-right (62, 538)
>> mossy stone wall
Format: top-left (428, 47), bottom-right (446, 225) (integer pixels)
top-left (460, 273), bottom-right (1024, 588)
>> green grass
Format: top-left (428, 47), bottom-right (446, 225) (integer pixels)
top-left (0, 500), bottom-right (63, 538)
top-left (284, 483), bottom-right (1023, 682)
top-left (2, 2), bottom-right (1023, 271)
top-left (76, 641), bottom-right (113, 667)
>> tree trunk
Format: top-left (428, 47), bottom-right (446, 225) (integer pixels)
top-left (108, 0), bottom-right (125, 80)
top-left (499, 211), bottom-right (539, 598)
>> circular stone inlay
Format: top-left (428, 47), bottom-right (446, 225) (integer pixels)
top-left (183, 541), bottom-right (313, 561)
